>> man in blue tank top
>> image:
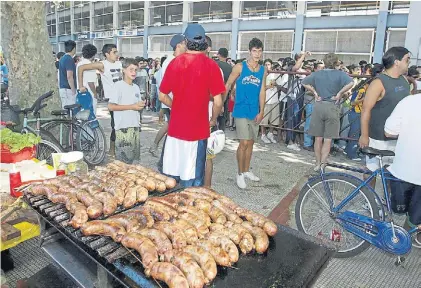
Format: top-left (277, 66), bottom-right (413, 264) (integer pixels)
top-left (224, 38), bottom-right (266, 189)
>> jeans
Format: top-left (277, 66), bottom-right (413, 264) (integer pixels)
top-left (303, 103), bottom-right (314, 147)
top-left (285, 97), bottom-right (300, 144)
top-left (337, 105), bottom-right (350, 149)
top-left (344, 110), bottom-right (361, 159)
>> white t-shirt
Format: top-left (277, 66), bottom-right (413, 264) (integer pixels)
top-left (384, 94), bottom-right (421, 185)
top-left (278, 74), bottom-right (289, 103)
top-left (76, 58), bottom-right (97, 96)
top-left (266, 73), bottom-right (282, 105)
top-left (109, 80), bottom-right (141, 130)
top-left (101, 60), bottom-right (123, 100)
top-left (160, 55), bottom-right (175, 109)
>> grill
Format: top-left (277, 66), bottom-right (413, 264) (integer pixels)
top-left (23, 190), bottom-right (335, 288)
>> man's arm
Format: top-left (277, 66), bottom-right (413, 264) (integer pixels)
top-left (88, 82), bottom-right (97, 98)
top-left (223, 63), bottom-right (242, 102)
top-left (302, 84), bottom-right (320, 101)
top-left (210, 95), bottom-right (223, 127)
top-left (158, 92), bottom-right (172, 108)
top-left (78, 62), bottom-right (104, 92)
top-left (359, 79), bottom-right (384, 148)
top-left (292, 52), bottom-right (310, 72)
top-left (67, 70), bottom-right (76, 95)
top-left (332, 81), bottom-right (354, 103)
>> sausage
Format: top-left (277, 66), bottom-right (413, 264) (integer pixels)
top-left (241, 221), bottom-right (270, 254)
top-left (148, 262), bottom-right (189, 288)
top-left (68, 202), bottom-right (89, 229)
top-left (178, 213), bottom-right (209, 236)
top-left (136, 228), bottom-right (173, 257)
top-left (177, 206), bottom-right (211, 227)
top-left (94, 192), bottom-right (118, 216)
top-left (164, 250), bottom-right (206, 288)
top-left (123, 186), bottom-right (137, 208)
top-left (81, 220), bottom-right (126, 242)
top-left (172, 219), bottom-right (199, 244)
top-left (183, 245), bottom-right (217, 283)
top-left (76, 190), bottom-right (103, 219)
top-left (196, 239), bottom-right (231, 267)
top-left (206, 231), bottom-right (239, 263)
top-left (212, 200), bottom-right (243, 224)
top-left (106, 214), bottom-right (142, 232)
top-left (136, 186), bottom-right (148, 203)
top-left (121, 232), bottom-right (159, 271)
top-left (208, 206), bottom-right (227, 224)
top-left (154, 221), bottom-right (187, 249)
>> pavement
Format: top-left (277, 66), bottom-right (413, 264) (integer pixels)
top-left (4, 102), bottom-right (420, 288)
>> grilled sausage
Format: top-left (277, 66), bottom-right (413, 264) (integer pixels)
top-left (154, 221), bottom-right (187, 249)
top-left (121, 232), bottom-right (158, 271)
top-left (183, 245), bottom-right (217, 283)
top-left (81, 220), bottom-right (126, 242)
top-left (164, 251), bottom-right (206, 288)
top-left (148, 262), bottom-right (189, 288)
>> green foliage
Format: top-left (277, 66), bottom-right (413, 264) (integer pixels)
top-left (0, 128), bottom-right (41, 152)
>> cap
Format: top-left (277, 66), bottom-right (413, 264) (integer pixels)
top-left (184, 23), bottom-right (206, 43)
top-left (170, 34), bottom-right (185, 50)
top-left (217, 48), bottom-right (228, 58)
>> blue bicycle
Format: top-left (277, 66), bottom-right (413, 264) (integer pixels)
top-left (295, 147), bottom-right (420, 259)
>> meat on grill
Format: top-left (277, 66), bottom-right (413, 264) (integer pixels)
top-left (183, 245), bottom-right (217, 284)
top-left (81, 220), bottom-right (126, 242)
top-left (154, 221), bottom-right (187, 249)
top-left (121, 232), bottom-right (159, 271)
top-left (164, 250), bottom-right (206, 288)
top-left (148, 262), bottom-right (189, 288)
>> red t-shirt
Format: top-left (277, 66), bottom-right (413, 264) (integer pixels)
top-left (160, 53), bottom-right (226, 141)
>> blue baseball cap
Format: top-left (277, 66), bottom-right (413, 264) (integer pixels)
top-left (184, 23), bottom-right (206, 43)
top-left (170, 34), bottom-right (185, 50)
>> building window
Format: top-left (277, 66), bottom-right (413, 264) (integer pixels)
top-left (206, 33), bottom-right (231, 55)
top-left (192, 1), bottom-right (232, 22)
top-left (241, 1), bottom-right (297, 19)
top-left (387, 29), bottom-right (406, 50)
top-left (45, 1), bottom-right (55, 14)
top-left (46, 14), bottom-right (56, 37)
top-left (58, 10), bottom-right (71, 35)
top-left (303, 29), bottom-right (374, 65)
top-left (148, 35), bottom-right (174, 58)
top-left (119, 1), bottom-right (144, 29)
top-left (389, 1), bottom-right (410, 14)
top-left (56, 1), bottom-right (71, 11)
top-left (74, 1), bottom-right (90, 33)
top-left (93, 1), bottom-right (114, 31)
top-left (76, 40), bottom-right (91, 55)
top-left (149, 1), bottom-right (183, 26)
top-left (121, 37), bottom-right (144, 58)
top-left (306, 1), bottom-right (380, 17)
top-left (238, 31), bottom-right (293, 60)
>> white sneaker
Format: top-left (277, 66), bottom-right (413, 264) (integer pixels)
top-left (261, 134), bottom-right (271, 144)
top-left (287, 143), bottom-right (301, 151)
top-left (267, 132), bottom-right (277, 143)
top-left (236, 173), bottom-right (247, 189)
top-left (244, 171), bottom-right (260, 182)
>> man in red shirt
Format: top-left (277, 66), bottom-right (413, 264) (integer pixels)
top-left (159, 24), bottom-right (225, 187)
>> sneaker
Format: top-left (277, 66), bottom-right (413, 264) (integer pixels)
top-left (287, 143), bottom-right (301, 151)
top-left (261, 134), bottom-right (271, 144)
top-left (149, 146), bottom-right (159, 157)
top-left (244, 171), bottom-right (260, 182)
top-left (236, 174), bottom-right (247, 189)
top-left (351, 157), bottom-right (362, 161)
top-left (267, 133), bottom-right (277, 143)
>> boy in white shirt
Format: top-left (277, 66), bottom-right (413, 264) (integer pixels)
top-left (76, 44), bottom-right (98, 114)
top-left (107, 58), bottom-right (145, 164)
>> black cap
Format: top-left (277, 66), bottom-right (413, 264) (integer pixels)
top-left (217, 48), bottom-right (229, 58)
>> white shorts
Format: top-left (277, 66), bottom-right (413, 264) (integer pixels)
top-left (59, 89), bottom-right (76, 109)
top-left (365, 138), bottom-right (397, 171)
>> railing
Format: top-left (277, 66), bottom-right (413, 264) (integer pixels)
top-left (260, 71), bottom-right (370, 151)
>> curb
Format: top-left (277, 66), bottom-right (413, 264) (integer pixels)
top-left (268, 168), bottom-right (312, 226)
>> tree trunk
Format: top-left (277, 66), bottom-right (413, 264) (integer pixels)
top-left (1, 2), bottom-right (60, 114)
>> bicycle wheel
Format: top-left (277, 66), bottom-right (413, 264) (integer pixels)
top-left (35, 138), bottom-right (63, 166)
top-left (42, 120), bottom-right (76, 151)
top-left (295, 173), bottom-right (380, 258)
top-left (76, 122), bottom-right (106, 166)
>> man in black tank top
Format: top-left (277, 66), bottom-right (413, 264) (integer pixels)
top-left (359, 47), bottom-right (410, 187)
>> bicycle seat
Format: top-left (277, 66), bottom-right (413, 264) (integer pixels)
top-left (360, 147), bottom-right (395, 157)
top-left (51, 110), bottom-right (68, 116)
top-left (63, 103), bottom-right (81, 110)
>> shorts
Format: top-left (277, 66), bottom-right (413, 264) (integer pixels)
top-left (162, 108), bottom-right (171, 122)
top-left (365, 138), bottom-right (396, 171)
top-left (115, 127), bottom-right (140, 164)
top-left (59, 88), bottom-right (76, 109)
top-left (260, 103), bottom-right (279, 126)
top-left (390, 178), bottom-right (421, 225)
top-left (308, 101), bottom-right (340, 139)
top-left (162, 135), bottom-right (207, 187)
top-left (235, 118), bottom-right (259, 141)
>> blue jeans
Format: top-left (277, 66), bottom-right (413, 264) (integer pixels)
top-left (285, 97), bottom-right (300, 144)
top-left (303, 103), bottom-right (313, 147)
top-left (345, 110), bottom-right (361, 159)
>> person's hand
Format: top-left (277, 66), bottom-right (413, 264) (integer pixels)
top-left (359, 135), bottom-right (369, 148)
top-left (209, 119), bottom-right (217, 127)
top-left (332, 93), bottom-right (342, 104)
top-left (132, 101), bottom-right (145, 111)
top-left (305, 51), bottom-right (312, 57)
top-left (79, 86), bottom-right (87, 93)
top-left (255, 112), bottom-right (264, 124)
top-left (314, 92), bottom-right (322, 102)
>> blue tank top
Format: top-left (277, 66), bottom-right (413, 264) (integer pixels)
top-left (233, 61), bottom-right (265, 119)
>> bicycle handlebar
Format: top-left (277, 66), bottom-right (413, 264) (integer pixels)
top-left (10, 91), bottom-right (54, 115)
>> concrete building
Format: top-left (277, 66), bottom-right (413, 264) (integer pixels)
top-left (46, 1), bottom-right (420, 65)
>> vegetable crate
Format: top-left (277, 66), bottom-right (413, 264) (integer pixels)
top-left (0, 145), bottom-right (36, 163)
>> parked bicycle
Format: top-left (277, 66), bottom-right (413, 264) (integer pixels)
top-left (9, 91), bottom-right (63, 165)
top-left (41, 103), bottom-right (106, 167)
top-left (295, 147), bottom-right (420, 263)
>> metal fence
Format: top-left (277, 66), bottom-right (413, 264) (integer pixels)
top-left (260, 71), bottom-right (370, 155)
